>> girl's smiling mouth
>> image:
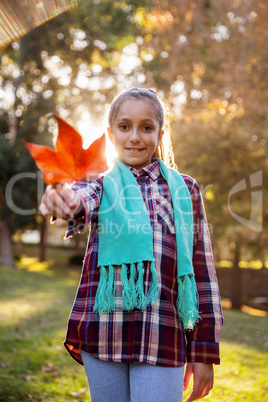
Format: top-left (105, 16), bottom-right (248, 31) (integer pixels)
top-left (125, 147), bottom-right (145, 153)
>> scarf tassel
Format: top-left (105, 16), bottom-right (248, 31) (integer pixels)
top-left (93, 266), bottom-right (108, 314)
top-left (94, 261), bottom-right (158, 314)
top-left (136, 261), bottom-right (146, 310)
top-left (121, 263), bottom-right (135, 310)
top-left (93, 265), bottom-right (116, 314)
top-left (106, 264), bottom-right (116, 311)
top-left (146, 260), bottom-right (159, 305)
top-left (176, 274), bottom-right (200, 330)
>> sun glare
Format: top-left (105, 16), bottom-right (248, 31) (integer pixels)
top-left (77, 114), bottom-right (116, 168)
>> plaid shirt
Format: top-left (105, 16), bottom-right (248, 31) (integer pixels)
top-left (64, 160), bottom-right (223, 367)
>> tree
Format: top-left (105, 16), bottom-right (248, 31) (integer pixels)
top-left (132, 0), bottom-right (268, 256)
top-left (1, 0), bottom-right (267, 274)
top-left (0, 0), bottom-right (152, 265)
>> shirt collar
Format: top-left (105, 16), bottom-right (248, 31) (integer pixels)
top-left (129, 159), bottom-right (161, 181)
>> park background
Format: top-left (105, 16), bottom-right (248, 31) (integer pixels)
top-left (0, 0), bottom-right (267, 400)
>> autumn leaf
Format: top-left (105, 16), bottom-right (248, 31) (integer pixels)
top-left (41, 362), bottom-right (58, 372)
top-left (22, 114), bottom-right (108, 184)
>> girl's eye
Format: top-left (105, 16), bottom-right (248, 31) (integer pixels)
top-left (143, 125), bottom-right (152, 132)
top-left (120, 124), bottom-right (129, 130)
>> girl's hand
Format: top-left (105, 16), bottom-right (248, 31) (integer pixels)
top-left (183, 362), bottom-right (214, 401)
top-left (39, 184), bottom-right (81, 219)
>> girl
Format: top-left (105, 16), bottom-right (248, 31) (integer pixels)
top-left (40, 88), bottom-right (223, 402)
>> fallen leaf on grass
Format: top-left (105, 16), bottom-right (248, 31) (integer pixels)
top-left (22, 114), bottom-right (108, 184)
top-left (24, 375), bottom-right (34, 381)
top-left (23, 394), bottom-right (35, 399)
top-left (70, 390), bottom-right (86, 398)
top-left (41, 362), bottom-right (58, 373)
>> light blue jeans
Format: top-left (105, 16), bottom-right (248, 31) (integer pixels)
top-left (80, 350), bottom-right (184, 402)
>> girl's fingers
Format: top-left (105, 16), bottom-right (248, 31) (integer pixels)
top-left (40, 185), bottom-right (74, 218)
top-left (185, 363), bottom-right (214, 401)
top-left (183, 363), bottom-right (192, 391)
top-left (86, 173), bottom-right (100, 181)
top-left (57, 184), bottom-right (80, 209)
top-left (39, 202), bottom-right (49, 216)
top-left (51, 191), bottom-right (72, 218)
top-left (185, 381), bottom-right (203, 401)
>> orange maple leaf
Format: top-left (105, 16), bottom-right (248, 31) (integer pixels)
top-left (22, 114), bottom-right (108, 184)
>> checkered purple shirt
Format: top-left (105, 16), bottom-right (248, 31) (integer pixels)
top-left (64, 160), bottom-right (223, 367)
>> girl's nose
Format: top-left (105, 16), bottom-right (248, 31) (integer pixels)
top-left (129, 128), bottom-right (140, 142)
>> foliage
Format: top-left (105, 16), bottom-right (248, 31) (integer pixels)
top-left (0, 0), bottom-right (145, 264)
top-left (132, 0), bottom-right (268, 258)
top-left (1, 0), bottom-right (267, 264)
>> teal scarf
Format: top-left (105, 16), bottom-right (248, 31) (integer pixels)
top-left (94, 158), bottom-right (199, 330)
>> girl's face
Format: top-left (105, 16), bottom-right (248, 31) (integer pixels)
top-left (108, 99), bottom-right (164, 169)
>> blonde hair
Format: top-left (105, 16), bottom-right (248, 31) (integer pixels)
top-left (108, 88), bottom-right (176, 168)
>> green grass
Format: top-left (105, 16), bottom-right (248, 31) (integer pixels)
top-left (0, 254), bottom-right (267, 401)
top-left (0, 260), bottom-right (90, 402)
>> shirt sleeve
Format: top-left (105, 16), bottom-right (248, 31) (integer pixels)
top-left (184, 176), bottom-right (224, 365)
top-left (65, 177), bottom-right (103, 238)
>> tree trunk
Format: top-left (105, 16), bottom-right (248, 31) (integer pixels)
top-left (0, 219), bottom-right (14, 266)
top-left (9, 109), bottom-right (18, 147)
top-left (14, 231), bottom-right (23, 256)
top-left (231, 241), bottom-right (242, 309)
top-left (39, 216), bottom-right (47, 262)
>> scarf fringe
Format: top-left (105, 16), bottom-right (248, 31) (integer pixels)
top-left (136, 261), bottom-right (146, 309)
top-left (94, 261), bottom-right (158, 314)
top-left (176, 274), bottom-right (200, 330)
top-left (146, 260), bottom-right (159, 305)
top-left (121, 263), bottom-right (134, 310)
top-left (94, 266), bottom-right (199, 330)
top-left (106, 264), bottom-right (116, 311)
top-left (93, 266), bottom-right (109, 314)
